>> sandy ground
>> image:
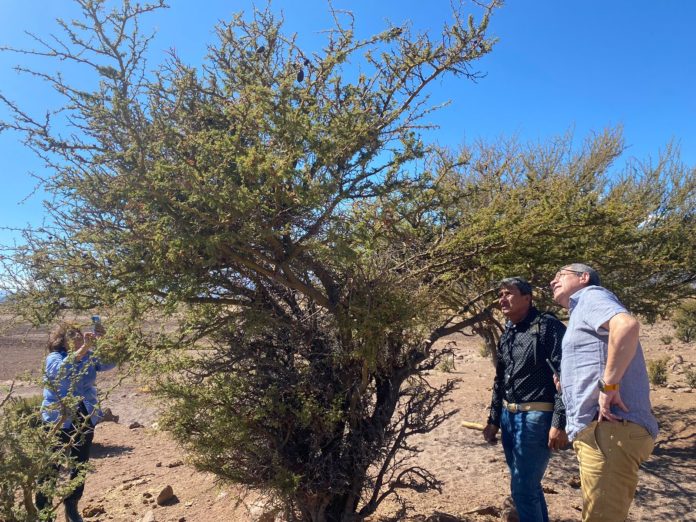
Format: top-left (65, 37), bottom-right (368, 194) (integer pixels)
top-left (2, 320), bottom-right (695, 522)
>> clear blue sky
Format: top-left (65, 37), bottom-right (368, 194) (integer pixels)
top-left (1, 0), bottom-right (695, 247)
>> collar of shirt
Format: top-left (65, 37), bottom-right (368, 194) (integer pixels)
top-left (567, 285), bottom-right (601, 314)
top-left (506, 306), bottom-right (539, 331)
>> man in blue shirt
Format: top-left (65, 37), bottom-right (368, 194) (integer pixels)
top-left (550, 263), bottom-right (658, 522)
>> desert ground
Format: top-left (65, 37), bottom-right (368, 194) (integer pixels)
top-left (2, 319), bottom-right (694, 522)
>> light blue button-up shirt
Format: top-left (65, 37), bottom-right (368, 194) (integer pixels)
top-left (41, 350), bottom-right (116, 429)
top-left (560, 285), bottom-right (658, 441)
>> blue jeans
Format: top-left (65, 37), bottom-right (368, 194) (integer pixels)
top-left (500, 409), bottom-right (553, 522)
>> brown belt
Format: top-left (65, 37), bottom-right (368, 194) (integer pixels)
top-left (503, 400), bottom-right (554, 413)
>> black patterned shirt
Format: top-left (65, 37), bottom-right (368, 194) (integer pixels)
top-left (487, 307), bottom-right (566, 429)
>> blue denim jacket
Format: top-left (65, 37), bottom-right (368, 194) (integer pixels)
top-left (41, 350), bottom-right (116, 428)
top-left (560, 286), bottom-right (659, 441)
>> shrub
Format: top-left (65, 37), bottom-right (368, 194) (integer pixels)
top-left (438, 354), bottom-right (456, 373)
top-left (673, 300), bottom-right (696, 343)
top-left (479, 343), bottom-right (491, 359)
top-left (647, 357), bottom-right (670, 386)
top-left (660, 335), bottom-right (673, 345)
top-left (685, 368), bottom-right (696, 389)
top-left (0, 391), bottom-right (87, 522)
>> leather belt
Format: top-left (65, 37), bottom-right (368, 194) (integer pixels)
top-left (503, 400), bottom-right (554, 413)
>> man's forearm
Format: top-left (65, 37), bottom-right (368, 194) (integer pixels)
top-left (603, 312), bottom-right (639, 384)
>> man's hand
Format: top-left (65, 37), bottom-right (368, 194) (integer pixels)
top-left (598, 389), bottom-right (629, 422)
top-left (483, 423), bottom-right (499, 445)
top-left (553, 374), bottom-right (561, 393)
top-left (548, 427), bottom-right (568, 450)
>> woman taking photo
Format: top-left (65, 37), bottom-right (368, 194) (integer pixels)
top-left (36, 320), bottom-right (115, 522)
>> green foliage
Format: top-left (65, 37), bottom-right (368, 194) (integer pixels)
top-left (397, 132), bottom-right (696, 341)
top-left (647, 357), bottom-right (670, 386)
top-left (673, 300), bottom-right (696, 343)
top-left (478, 342), bottom-right (491, 359)
top-left (437, 353), bottom-right (456, 373)
top-left (685, 368), bottom-right (696, 389)
top-left (660, 335), bottom-right (673, 345)
top-left (0, 391), bottom-right (85, 522)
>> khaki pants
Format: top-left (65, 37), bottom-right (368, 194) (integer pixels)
top-left (573, 421), bottom-right (654, 522)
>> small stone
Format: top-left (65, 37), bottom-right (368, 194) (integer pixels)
top-left (166, 460), bottom-right (184, 468)
top-left (129, 421), bottom-right (144, 429)
top-left (156, 485), bottom-right (175, 506)
top-left (140, 510), bottom-right (156, 522)
top-left (185, 501), bottom-right (193, 508)
top-left (674, 354), bottom-right (684, 364)
top-left (156, 462), bottom-right (162, 467)
top-left (82, 504), bottom-right (106, 517)
top-left (143, 492), bottom-right (153, 499)
top-left (542, 485), bottom-right (558, 494)
top-left (102, 408), bottom-right (119, 423)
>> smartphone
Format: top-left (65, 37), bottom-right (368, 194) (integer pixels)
top-left (91, 315), bottom-right (101, 334)
top-left (546, 359), bottom-right (563, 394)
top-left (545, 358), bottom-right (560, 380)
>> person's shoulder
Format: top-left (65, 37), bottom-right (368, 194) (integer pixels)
top-left (537, 310), bottom-right (561, 323)
top-left (46, 350), bottom-right (66, 362)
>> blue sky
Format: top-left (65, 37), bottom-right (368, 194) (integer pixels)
top-left (1, 0), bottom-right (695, 247)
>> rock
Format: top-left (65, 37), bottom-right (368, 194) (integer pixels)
top-left (101, 408), bottom-right (119, 423)
top-left (156, 485), bottom-right (175, 506)
top-left (155, 462), bottom-right (162, 467)
top-left (129, 421), bottom-right (144, 429)
top-left (140, 510), bottom-right (156, 522)
top-left (667, 384), bottom-right (678, 390)
top-left (498, 497), bottom-right (517, 521)
top-left (676, 387), bottom-right (693, 393)
top-left (184, 501), bottom-right (193, 508)
top-left (178, 518), bottom-right (186, 522)
top-left (166, 460), bottom-right (183, 468)
top-left (542, 485), bottom-right (558, 494)
top-left (143, 492), bottom-right (153, 499)
top-left (500, 507), bottom-right (520, 522)
top-left (674, 354), bottom-right (684, 364)
top-left (568, 476), bottom-right (582, 488)
top-left (82, 504), bottom-right (106, 517)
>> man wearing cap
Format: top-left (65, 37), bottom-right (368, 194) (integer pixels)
top-left (550, 263), bottom-right (658, 522)
top-left (483, 277), bottom-right (567, 522)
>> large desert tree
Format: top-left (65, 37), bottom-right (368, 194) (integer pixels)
top-left (0, 1), bottom-right (500, 520)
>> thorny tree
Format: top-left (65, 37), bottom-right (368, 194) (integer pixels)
top-left (406, 132), bottom-right (696, 359)
top-left (0, 1), bottom-right (500, 520)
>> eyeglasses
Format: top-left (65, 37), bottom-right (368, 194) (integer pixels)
top-left (552, 269), bottom-right (583, 281)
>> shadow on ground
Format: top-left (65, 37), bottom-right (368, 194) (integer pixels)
top-left (634, 404), bottom-right (696, 519)
top-left (90, 441), bottom-right (134, 459)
